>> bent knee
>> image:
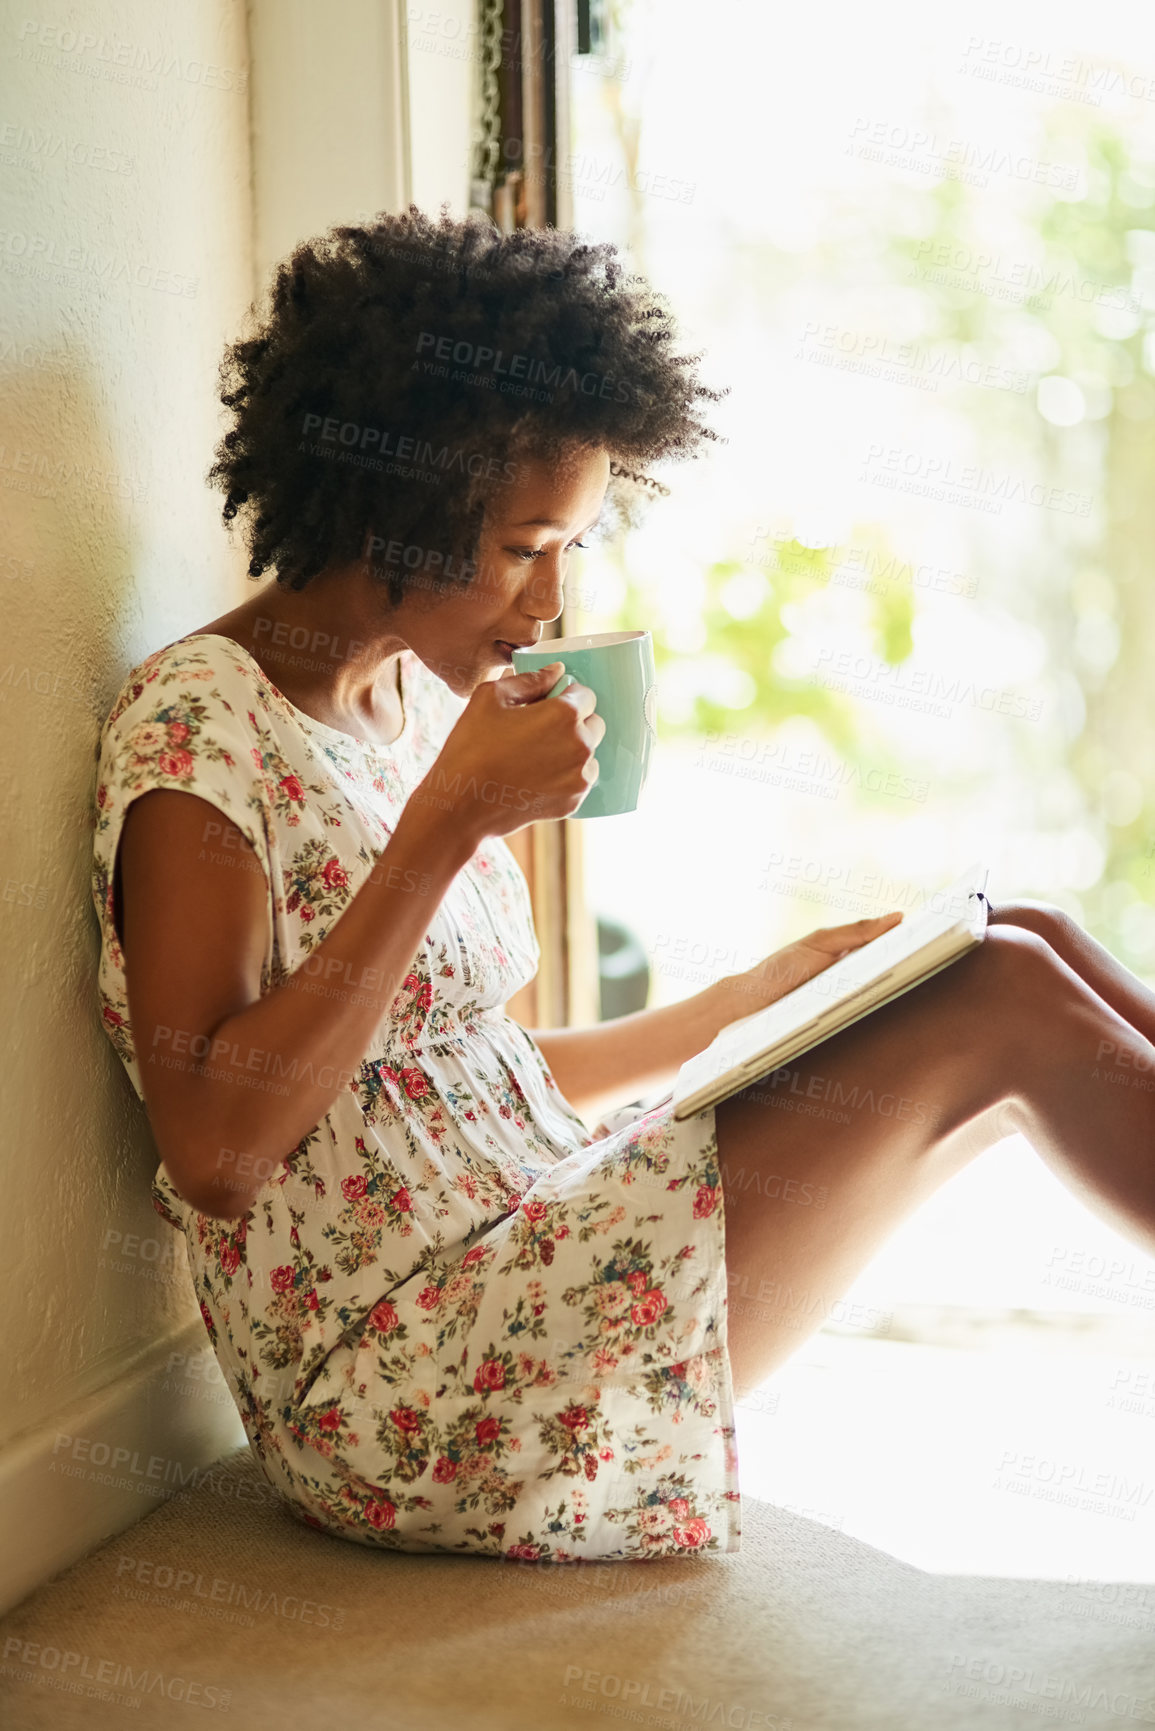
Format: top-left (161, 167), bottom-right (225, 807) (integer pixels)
top-left (981, 922), bottom-right (1069, 998)
top-left (987, 897), bottom-right (1072, 947)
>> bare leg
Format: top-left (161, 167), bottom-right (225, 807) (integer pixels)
top-left (714, 924), bottom-right (1155, 1397)
top-left (988, 897), bottom-right (1155, 1051)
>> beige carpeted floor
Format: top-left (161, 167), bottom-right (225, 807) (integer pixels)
top-left (1, 1443), bottom-right (1152, 1730)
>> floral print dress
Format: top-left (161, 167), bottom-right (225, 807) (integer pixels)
top-left (91, 632), bottom-right (741, 1563)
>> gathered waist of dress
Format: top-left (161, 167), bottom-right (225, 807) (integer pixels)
top-left (377, 1000), bottom-right (520, 1060)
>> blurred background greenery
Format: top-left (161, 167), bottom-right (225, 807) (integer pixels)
top-left (556, 0), bottom-right (1155, 1581)
top-left (569, 3), bottom-right (1155, 979)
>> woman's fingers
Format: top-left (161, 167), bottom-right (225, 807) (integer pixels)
top-left (738, 911), bottom-right (907, 1012)
top-left (557, 678), bottom-right (598, 721)
top-left (803, 912), bottom-right (903, 953)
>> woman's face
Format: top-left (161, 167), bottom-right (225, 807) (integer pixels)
top-left (397, 445), bottom-right (611, 696)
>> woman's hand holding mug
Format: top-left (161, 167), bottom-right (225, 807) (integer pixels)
top-left (413, 661), bottom-right (605, 839)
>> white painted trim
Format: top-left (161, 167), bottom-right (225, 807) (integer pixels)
top-left (405, 0), bottom-right (473, 217)
top-left (0, 1321), bottom-right (246, 1618)
top-left (248, 0), bottom-right (414, 292)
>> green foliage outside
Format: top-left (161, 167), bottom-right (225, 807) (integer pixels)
top-left (587, 20), bottom-right (1155, 966)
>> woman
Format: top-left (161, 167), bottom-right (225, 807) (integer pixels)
top-left (92, 208), bottom-right (1155, 1564)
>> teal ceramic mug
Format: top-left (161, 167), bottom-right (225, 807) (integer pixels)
top-left (511, 629), bottom-right (657, 819)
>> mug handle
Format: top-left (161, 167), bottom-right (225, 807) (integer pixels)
top-left (546, 671), bottom-right (575, 699)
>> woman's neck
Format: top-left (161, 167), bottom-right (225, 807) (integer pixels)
top-left (192, 576), bottom-right (409, 746)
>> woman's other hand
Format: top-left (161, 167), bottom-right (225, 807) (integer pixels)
top-left (718, 912), bottom-right (905, 1020)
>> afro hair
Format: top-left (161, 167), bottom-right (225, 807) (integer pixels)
top-left (207, 204), bottom-right (725, 604)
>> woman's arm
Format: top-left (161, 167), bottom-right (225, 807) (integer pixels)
top-left (527, 979), bottom-right (743, 1126)
top-left (526, 911), bottom-right (905, 1125)
top-left (117, 662), bottom-right (600, 1222)
top-left (121, 788), bottom-right (480, 1220)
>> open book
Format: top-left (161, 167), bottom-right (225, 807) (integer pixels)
top-left (670, 861), bottom-right (991, 1121)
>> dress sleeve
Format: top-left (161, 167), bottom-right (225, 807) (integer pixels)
top-left (90, 640), bottom-right (277, 1098)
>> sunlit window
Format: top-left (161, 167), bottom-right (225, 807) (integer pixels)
top-left (568, 0), bottom-right (1155, 1578)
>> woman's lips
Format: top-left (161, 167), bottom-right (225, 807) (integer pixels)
top-left (495, 640), bottom-right (514, 664)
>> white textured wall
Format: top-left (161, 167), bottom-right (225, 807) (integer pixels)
top-left (0, 0), bottom-right (258, 1611)
top-left (0, 0), bottom-right (467, 1614)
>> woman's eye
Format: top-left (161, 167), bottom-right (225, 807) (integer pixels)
top-left (509, 539), bottom-right (589, 561)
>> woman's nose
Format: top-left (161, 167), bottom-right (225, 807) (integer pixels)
top-left (521, 559), bottom-right (565, 623)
